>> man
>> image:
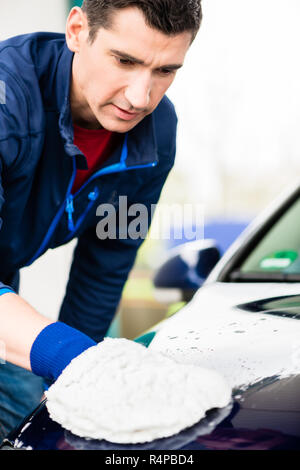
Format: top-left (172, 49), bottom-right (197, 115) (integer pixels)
top-left (0, 0), bottom-right (202, 439)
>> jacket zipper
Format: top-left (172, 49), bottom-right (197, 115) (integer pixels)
top-left (65, 195), bottom-right (75, 232)
top-left (63, 187), bottom-right (100, 243)
top-left (25, 134), bottom-right (157, 266)
top-left (63, 160), bottom-right (157, 242)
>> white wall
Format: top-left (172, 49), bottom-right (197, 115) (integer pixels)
top-left (166, 0), bottom-right (300, 216)
top-left (0, 0), bottom-right (68, 39)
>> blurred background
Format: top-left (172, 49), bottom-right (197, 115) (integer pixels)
top-left (1, 0), bottom-right (300, 337)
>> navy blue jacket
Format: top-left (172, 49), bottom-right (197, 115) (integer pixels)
top-left (0, 32), bottom-right (177, 341)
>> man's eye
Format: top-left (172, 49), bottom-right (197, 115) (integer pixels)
top-left (117, 58), bottom-right (134, 66)
top-left (158, 68), bottom-right (174, 76)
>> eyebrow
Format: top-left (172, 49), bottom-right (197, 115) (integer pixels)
top-left (110, 49), bottom-right (183, 71)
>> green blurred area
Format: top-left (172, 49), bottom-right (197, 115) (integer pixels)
top-left (70, 0), bottom-right (83, 8)
top-left (123, 276), bottom-right (153, 301)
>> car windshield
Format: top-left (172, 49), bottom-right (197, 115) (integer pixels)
top-left (237, 295), bottom-right (300, 319)
top-left (231, 194), bottom-right (300, 281)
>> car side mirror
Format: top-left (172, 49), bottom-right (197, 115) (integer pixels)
top-left (153, 239), bottom-right (221, 302)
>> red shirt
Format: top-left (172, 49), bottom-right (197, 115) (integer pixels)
top-left (71, 124), bottom-right (120, 194)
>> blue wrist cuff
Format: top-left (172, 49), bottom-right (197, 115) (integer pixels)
top-left (0, 288), bottom-right (15, 296)
top-left (30, 322), bottom-right (96, 382)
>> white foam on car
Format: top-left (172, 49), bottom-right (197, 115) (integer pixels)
top-left (149, 283), bottom-right (300, 391)
top-left (45, 338), bottom-right (231, 444)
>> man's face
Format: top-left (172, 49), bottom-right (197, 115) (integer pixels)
top-left (67, 7), bottom-right (192, 131)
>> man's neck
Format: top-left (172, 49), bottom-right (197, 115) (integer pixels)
top-left (70, 60), bottom-right (103, 130)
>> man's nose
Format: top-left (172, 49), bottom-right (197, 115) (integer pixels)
top-left (124, 72), bottom-right (151, 111)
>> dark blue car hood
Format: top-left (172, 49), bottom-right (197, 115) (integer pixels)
top-left (2, 374), bottom-right (300, 450)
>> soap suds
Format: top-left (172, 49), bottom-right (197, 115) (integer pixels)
top-left (149, 285), bottom-right (300, 390)
top-left (46, 338), bottom-right (231, 444)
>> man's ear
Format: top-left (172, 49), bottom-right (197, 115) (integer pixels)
top-left (65, 7), bottom-right (89, 53)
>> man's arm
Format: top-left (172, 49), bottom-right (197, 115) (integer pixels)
top-left (0, 292), bottom-right (96, 382)
top-left (0, 70), bottom-right (96, 383)
top-left (0, 158), bottom-right (95, 381)
top-left (0, 140), bottom-right (53, 372)
top-left (0, 292), bottom-right (52, 370)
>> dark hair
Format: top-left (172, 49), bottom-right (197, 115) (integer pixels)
top-left (81, 0), bottom-right (202, 43)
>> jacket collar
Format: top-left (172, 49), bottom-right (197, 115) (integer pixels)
top-left (55, 43), bottom-right (159, 170)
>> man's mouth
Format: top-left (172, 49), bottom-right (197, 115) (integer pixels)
top-left (112, 104), bottom-right (141, 121)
